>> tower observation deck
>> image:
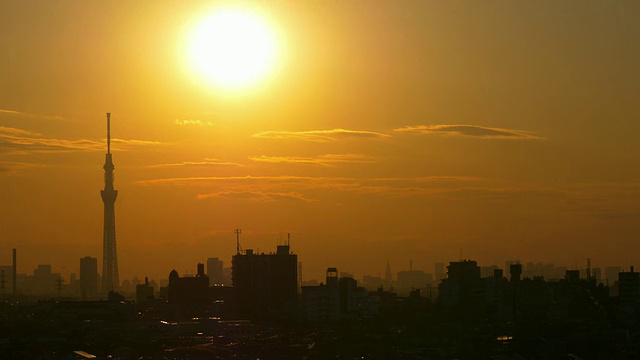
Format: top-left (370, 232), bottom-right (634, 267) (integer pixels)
top-left (101, 112), bottom-right (119, 294)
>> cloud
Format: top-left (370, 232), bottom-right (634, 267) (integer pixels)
top-left (148, 158), bottom-right (245, 168)
top-left (252, 129), bottom-right (390, 142)
top-left (133, 175), bottom-right (491, 201)
top-left (133, 175), bottom-right (484, 187)
top-left (588, 211), bottom-right (640, 221)
top-left (249, 154), bottom-right (373, 167)
top-left (0, 126), bottom-right (41, 136)
top-left (393, 124), bottom-right (543, 140)
top-left (0, 161), bottom-right (43, 174)
top-left (0, 126), bottom-right (164, 154)
top-left (196, 191), bottom-right (315, 202)
top-left (0, 108), bottom-right (64, 120)
top-left (175, 119), bottom-right (214, 127)
top-left (133, 175), bottom-right (345, 186)
top-left (110, 138), bottom-right (164, 146)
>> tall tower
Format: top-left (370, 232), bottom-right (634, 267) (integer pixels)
top-left (101, 113), bottom-right (119, 294)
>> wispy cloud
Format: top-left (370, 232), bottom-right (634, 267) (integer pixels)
top-left (0, 126), bottom-right (41, 136)
top-left (110, 138), bottom-right (164, 147)
top-left (196, 191), bottom-right (315, 202)
top-left (148, 158), bottom-right (245, 168)
top-left (0, 161), bottom-right (43, 174)
top-left (0, 126), bottom-right (164, 154)
top-left (394, 124), bottom-right (543, 140)
top-left (0, 108), bottom-right (64, 120)
top-left (249, 154), bottom-right (373, 167)
top-left (133, 175), bottom-right (344, 186)
top-left (133, 175), bottom-right (488, 200)
top-left (175, 119), bottom-right (214, 127)
top-left (252, 129), bottom-right (390, 142)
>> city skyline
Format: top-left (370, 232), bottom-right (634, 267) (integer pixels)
top-left (1, 1), bottom-right (640, 282)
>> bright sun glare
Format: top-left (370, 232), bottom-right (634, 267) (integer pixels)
top-left (187, 7), bottom-right (278, 91)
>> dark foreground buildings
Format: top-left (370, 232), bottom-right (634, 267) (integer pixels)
top-left (232, 245), bottom-right (298, 319)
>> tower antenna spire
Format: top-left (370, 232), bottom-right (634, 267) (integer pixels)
top-left (101, 112), bottom-right (119, 294)
top-left (235, 228), bottom-right (242, 255)
top-left (106, 112), bottom-right (111, 154)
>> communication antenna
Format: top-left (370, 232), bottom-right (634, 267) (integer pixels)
top-left (235, 228), bottom-right (242, 255)
top-left (586, 258), bottom-right (592, 280)
top-left (106, 112), bottom-right (111, 154)
top-left (287, 233), bottom-right (290, 247)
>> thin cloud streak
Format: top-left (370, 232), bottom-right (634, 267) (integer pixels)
top-left (394, 124), bottom-right (543, 140)
top-left (0, 126), bottom-right (41, 136)
top-left (175, 119), bottom-right (214, 127)
top-left (0, 108), bottom-right (63, 120)
top-left (134, 175), bottom-right (485, 186)
top-left (249, 154), bottom-right (373, 166)
top-left (197, 191), bottom-right (315, 202)
top-left (0, 126), bottom-right (165, 153)
top-left (252, 128), bottom-right (390, 142)
top-left (148, 158), bottom-right (245, 168)
top-left (0, 161), bottom-right (44, 174)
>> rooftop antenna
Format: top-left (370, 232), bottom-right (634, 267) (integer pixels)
top-left (287, 233), bottom-right (290, 247)
top-left (586, 258), bottom-right (592, 280)
top-left (235, 228), bottom-right (242, 255)
top-left (106, 112), bottom-right (111, 154)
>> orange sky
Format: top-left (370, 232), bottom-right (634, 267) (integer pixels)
top-left (1, 1), bottom-right (639, 282)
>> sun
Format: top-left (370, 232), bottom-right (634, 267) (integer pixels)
top-left (186, 7), bottom-right (279, 91)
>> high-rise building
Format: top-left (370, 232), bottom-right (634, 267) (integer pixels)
top-left (207, 257), bottom-right (224, 286)
top-left (438, 260), bottom-right (482, 311)
top-left (510, 263), bottom-right (523, 282)
top-left (80, 256), bottom-right (98, 299)
top-left (618, 266), bottom-right (640, 305)
top-left (232, 245), bottom-right (297, 318)
top-left (101, 113), bottom-right (119, 294)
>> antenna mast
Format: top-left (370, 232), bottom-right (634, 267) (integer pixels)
top-left (235, 228), bottom-right (242, 255)
top-left (106, 112), bottom-right (111, 154)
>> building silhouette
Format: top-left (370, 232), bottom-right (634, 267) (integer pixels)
top-left (0, 249), bottom-right (16, 297)
top-left (510, 262), bottom-right (522, 282)
top-left (232, 245), bottom-right (297, 319)
top-left (79, 256), bottom-right (98, 299)
top-left (101, 113), bottom-right (119, 294)
top-left (618, 266), bottom-right (639, 305)
top-left (384, 260), bottom-right (392, 282)
top-left (207, 257), bottom-right (224, 286)
top-left (167, 264), bottom-right (209, 310)
top-left (301, 267), bottom-right (340, 321)
top-left (438, 260), bottom-right (482, 317)
top-left (136, 277), bottom-right (155, 303)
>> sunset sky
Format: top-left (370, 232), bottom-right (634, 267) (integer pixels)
top-left (1, 1), bottom-right (639, 282)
